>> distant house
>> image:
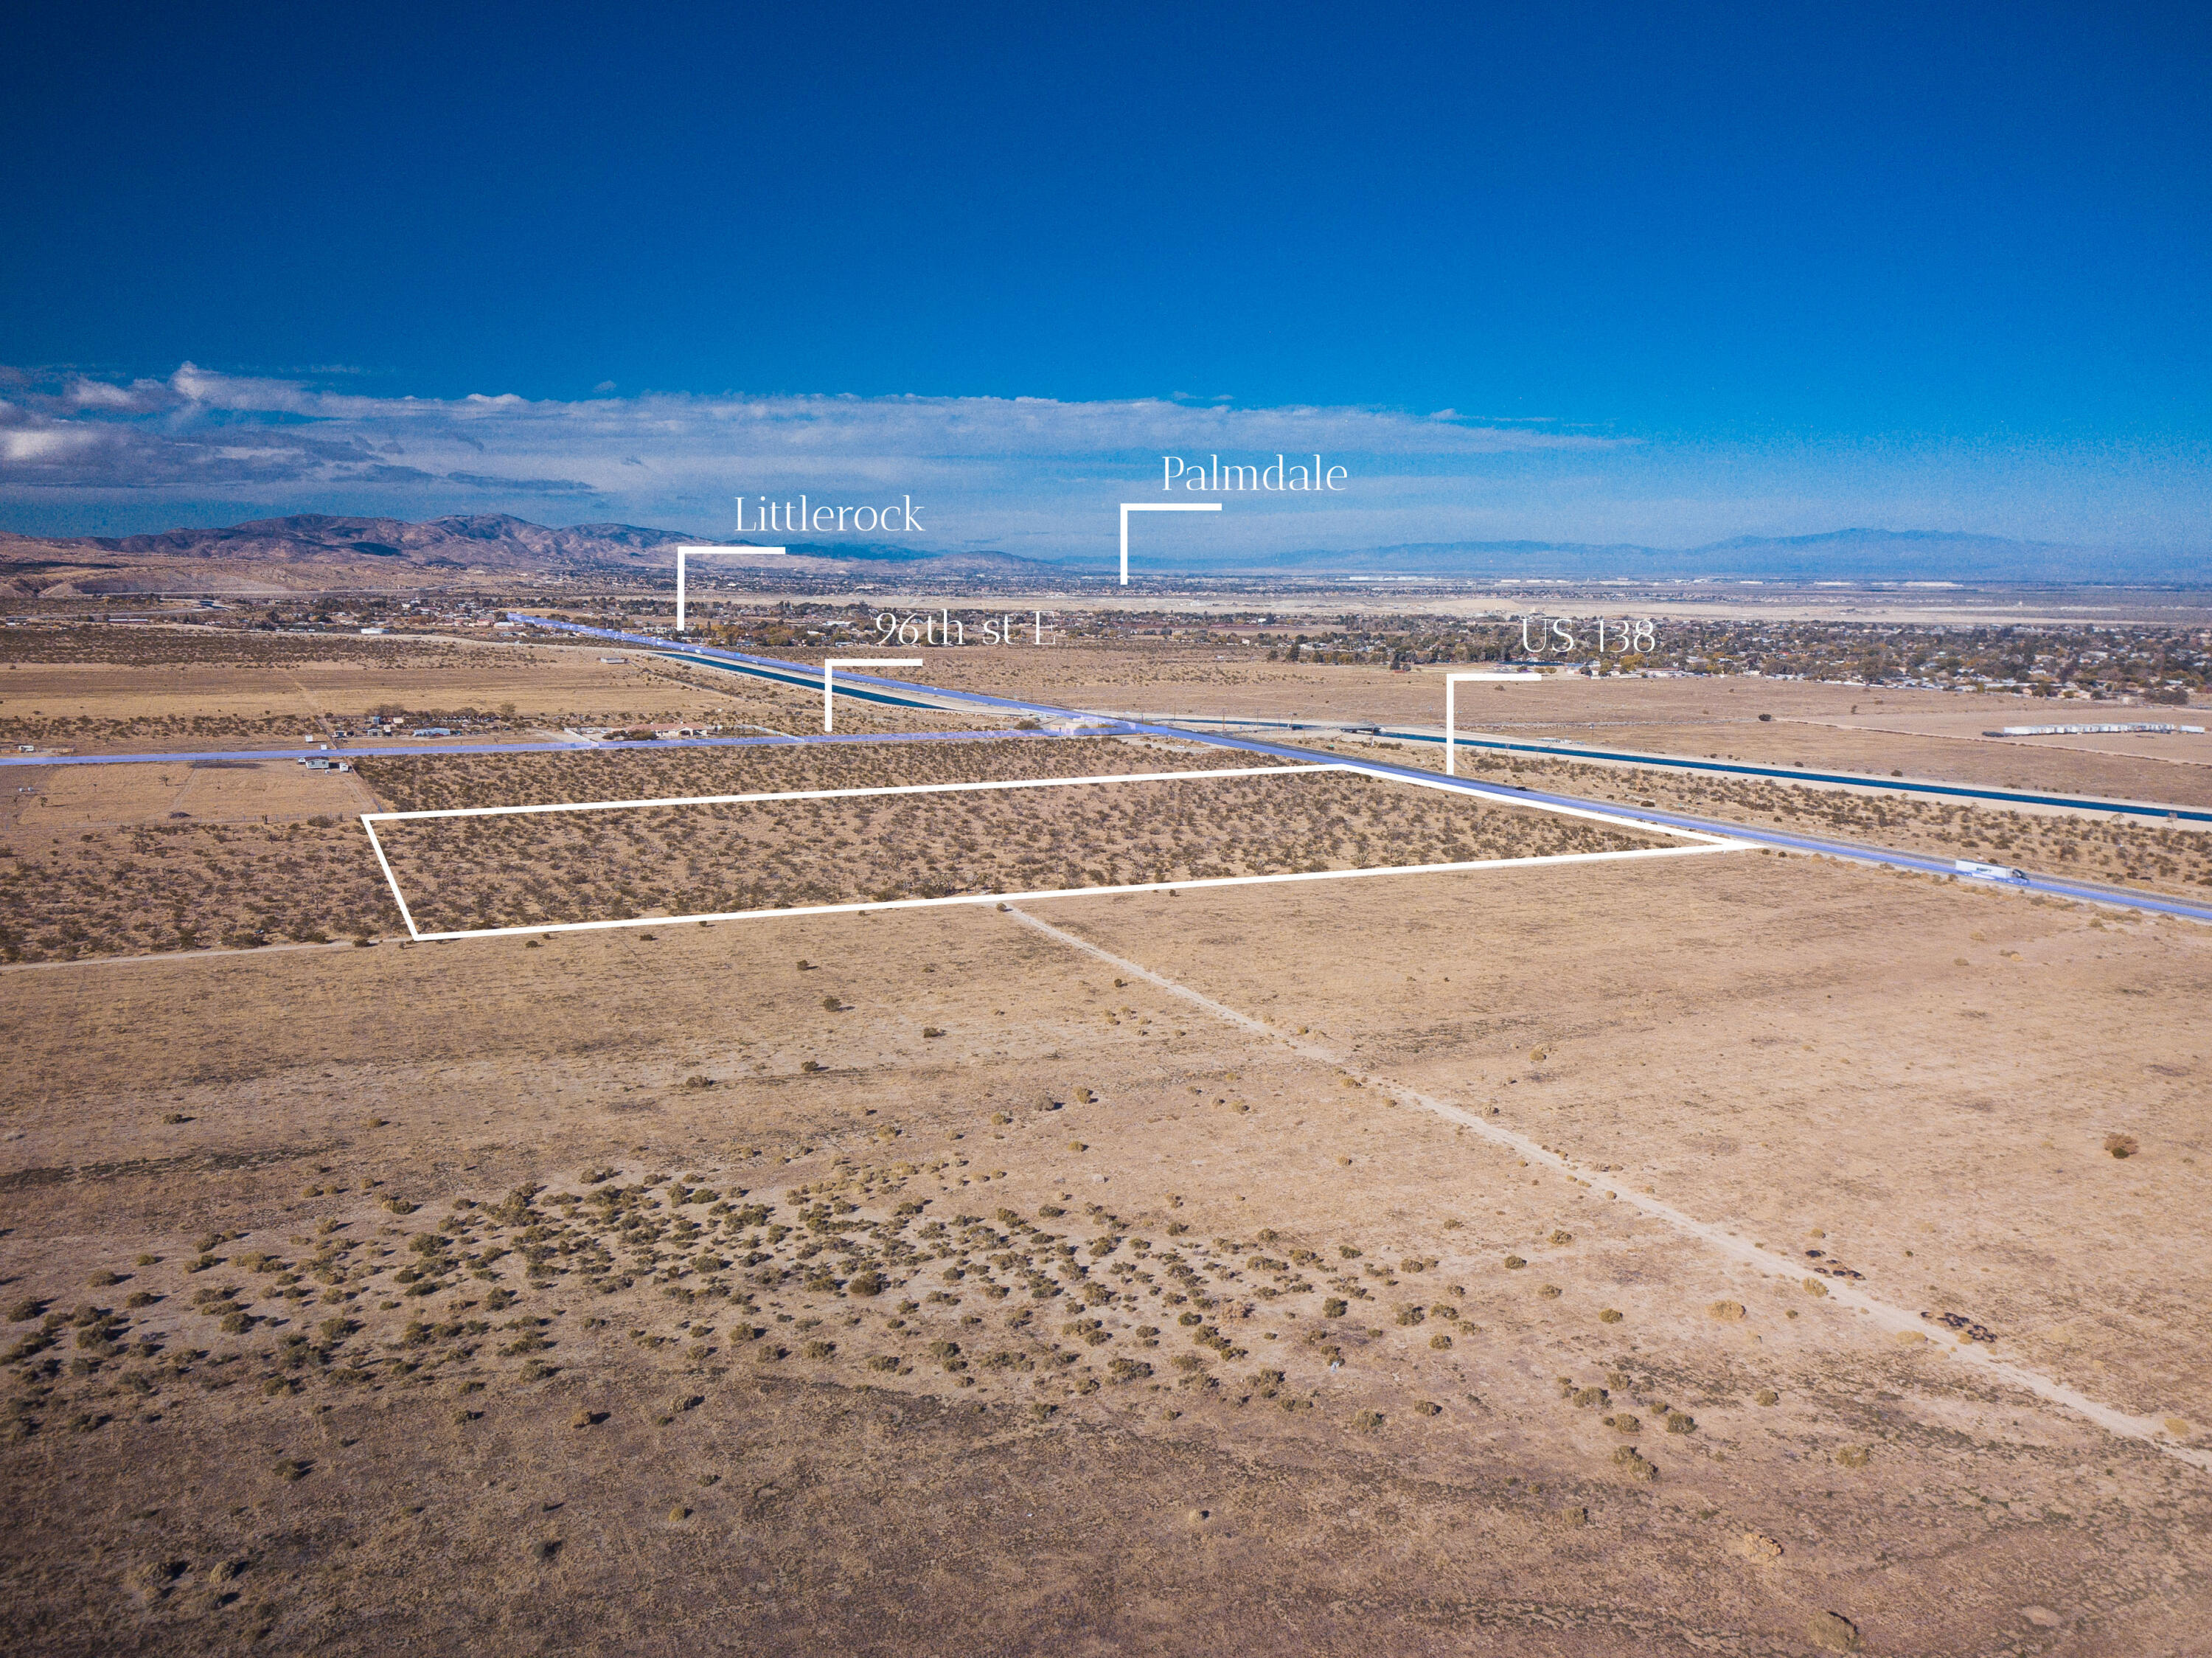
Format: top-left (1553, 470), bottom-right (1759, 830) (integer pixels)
top-left (410, 727), bottom-right (454, 738)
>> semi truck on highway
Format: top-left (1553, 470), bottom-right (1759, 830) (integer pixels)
top-left (1955, 859), bottom-right (2030, 881)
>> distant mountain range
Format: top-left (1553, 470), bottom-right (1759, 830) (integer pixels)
top-left (0, 513), bottom-right (1052, 597)
top-left (0, 513), bottom-right (2166, 596)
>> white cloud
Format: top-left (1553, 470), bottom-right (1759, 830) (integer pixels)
top-left (0, 363), bottom-right (2204, 567)
top-left (1, 426), bottom-right (105, 462)
top-left (63, 378), bottom-right (146, 409)
top-left (0, 363), bottom-right (1613, 542)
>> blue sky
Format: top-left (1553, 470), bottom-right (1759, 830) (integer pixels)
top-left (3, 1), bottom-right (2208, 569)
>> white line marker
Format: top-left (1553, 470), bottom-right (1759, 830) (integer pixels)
top-left (675, 545), bottom-right (787, 631)
top-left (1444, 671), bottom-right (1542, 775)
top-left (364, 763), bottom-right (1335, 825)
top-left (1119, 502), bottom-right (1221, 584)
top-left (1004, 907), bottom-right (2212, 1477)
top-left (357, 815), bottom-right (425, 939)
top-left (820, 658), bottom-right (925, 732)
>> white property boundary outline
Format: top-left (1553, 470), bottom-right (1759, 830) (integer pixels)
top-left (675, 546), bottom-right (787, 631)
top-left (358, 757), bottom-right (1750, 943)
top-left (1119, 502), bottom-right (1220, 583)
top-left (1006, 904), bottom-right (2212, 1477)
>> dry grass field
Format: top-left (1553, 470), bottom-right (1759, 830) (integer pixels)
top-left (3, 630), bottom-right (2211, 1656)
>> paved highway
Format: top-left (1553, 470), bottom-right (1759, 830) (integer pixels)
top-left (1377, 724), bottom-right (2212, 825)
top-left (0, 730), bottom-right (1098, 769)
top-left (1062, 703), bottom-right (2212, 826)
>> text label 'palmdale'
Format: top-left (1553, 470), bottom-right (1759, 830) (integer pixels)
top-left (1162, 454), bottom-right (1347, 492)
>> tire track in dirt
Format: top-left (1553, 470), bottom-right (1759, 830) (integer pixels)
top-left (1005, 904), bottom-right (2212, 1477)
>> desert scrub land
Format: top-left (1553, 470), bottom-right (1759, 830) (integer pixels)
top-left (352, 733), bottom-right (1270, 813)
top-left (372, 765), bottom-right (1666, 932)
top-left (1, 1152), bottom-right (1877, 1654)
top-left (0, 628), bottom-right (540, 748)
top-left (1321, 735), bottom-right (2212, 897)
top-left (4, 861), bottom-right (2212, 1652)
top-left (0, 624), bottom-right (975, 751)
top-left (0, 1159), bottom-right (1517, 1461)
top-left (0, 626), bottom-right (495, 670)
top-left (0, 817), bottom-right (396, 962)
top-left (0, 738), bottom-right (1277, 962)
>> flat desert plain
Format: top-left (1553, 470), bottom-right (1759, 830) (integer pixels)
top-left (3, 628), bottom-right (2211, 1657)
top-left (4, 821), bottom-right (2211, 1655)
